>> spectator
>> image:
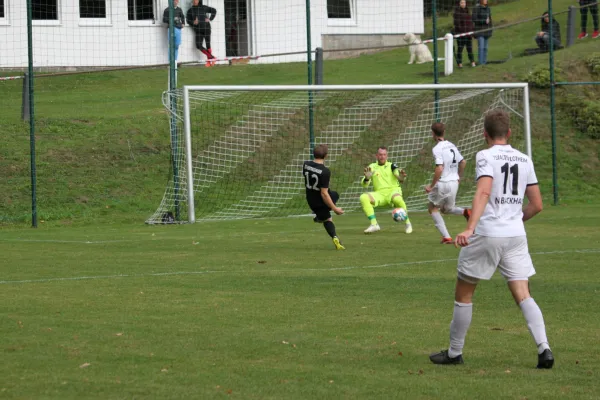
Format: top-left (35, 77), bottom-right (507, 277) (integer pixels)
top-left (472, 0), bottom-right (492, 66)
top-left (535, 11), bottom-right (562, 52)
top-left (578, 0), bottom-right (599, 39)
top-left (163, 0), bottom-right (185, 64)
top-left (453, 0), bottom-right (476, 68)
top-left (186, 0), bottom-right (217, 67)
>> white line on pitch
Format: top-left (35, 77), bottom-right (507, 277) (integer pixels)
top-left (0, 270), bottom-right (225, 284)
top-left (0, 248), bottom-right (598, 285)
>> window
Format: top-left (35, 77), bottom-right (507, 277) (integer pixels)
top-left (80, 0), bottom-right (106, 18)
top-left (0, 0), bottom-right (5, 19)
top-left (128, 0), bottom-right (155, 21)
top-left (32, 0), bottom-right (58, 20)
top-left (327, 0), bottom-right (352, 19)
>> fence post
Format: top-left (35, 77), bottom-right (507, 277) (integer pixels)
top-left (566, 6), bottom-right (576, 47)
top-left (315, 47), bottom-right (324, 85)
top-left (21, 73), bottom-right (30, 121)
top-left (444, 34), bottom-right (454, 76)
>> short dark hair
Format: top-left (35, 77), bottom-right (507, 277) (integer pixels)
top-left (484, 109), bottom-right (510, 139)
top-left (431, 122), bottom-right (445, 137)
top-left (377, 146), bottom-right (388, 152)
top-left (313, 144), bottom-right (328, 159)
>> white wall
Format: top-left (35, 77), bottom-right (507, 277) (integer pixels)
top-left (0, 0), bottom-right (423, 68)
top-left (250, 0), bottom-right (424, 64)
top-left (0, 0), bottom-right (225, 68)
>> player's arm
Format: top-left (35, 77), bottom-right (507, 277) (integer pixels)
top-left (393, 168), bottom-right (407, 184)
top-left (523, 184), bottom-right (543, 222)
top-left (455, 176), bottom-right (492, 247)
top-left (320, 188), bottom-right (344, 215)
top-left (391, 163), bottom-right (407, 184)
top-left (361, 166), bottom-right (373, 188)
top-left (458, 159), bottom-right (466, 181)
top-left (426, 165), bottom-right (443, 192)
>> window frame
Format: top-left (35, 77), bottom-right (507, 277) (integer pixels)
top-left (32, 0), bottom-right (61, 26)
top-left (326, 0), bottom-right (357, 27)
top-left (79, 0), bottom-right (112, 27)
top-left (0, 0), bottom-right (9, 26)
top-left (127, 0), bottom-right (160, 26)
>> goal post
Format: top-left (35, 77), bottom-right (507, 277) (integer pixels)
top-left (147, 83), bottom-right (531, 224)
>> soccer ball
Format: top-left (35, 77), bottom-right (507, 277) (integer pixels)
top-left (392, 208), bottom-right (407, 222)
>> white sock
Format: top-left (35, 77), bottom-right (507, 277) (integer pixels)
top-left (448, 301), bottom-right (473, 357)
top-left (431, 212), bottom-right (450, 238)
top-left (447, 207), bottom-right (464, 215)
top-left (519, 297), bottom-right (550, 354)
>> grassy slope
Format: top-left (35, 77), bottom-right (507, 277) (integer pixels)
top-left (0, 0), bottom-right (598, 226)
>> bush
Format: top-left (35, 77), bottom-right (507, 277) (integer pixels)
top-left (521, 66), bottom-right (562, 89)
top-left (584, 53), bottom-right (600, 75)
top-left (563, 96), bottom-right (600, 139)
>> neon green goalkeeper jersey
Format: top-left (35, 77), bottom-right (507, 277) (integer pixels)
top-left (361, 161), bottom-right (401, 191)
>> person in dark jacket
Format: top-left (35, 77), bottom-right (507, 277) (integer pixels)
top-left (578, 0), bottom-right (599, 39)
top-left (163, 0), bottom-right (185, 63)
top-left (535, 11), bottom-right (562, 52)
top-left (186, 0), bottom-right (217, 67)
top-left (453, 0), bottom-right (476, 68)
top-left (472, 0), bottom-right (492, 65)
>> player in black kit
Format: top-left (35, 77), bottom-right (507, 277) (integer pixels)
top-left (302, 144), bottom-right (345, 250)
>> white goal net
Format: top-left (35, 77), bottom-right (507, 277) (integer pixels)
top-left (147, 84), bottom-right (531, 224)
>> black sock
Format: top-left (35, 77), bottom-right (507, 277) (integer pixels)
top-left (323, 221), bottom-right (337, 238)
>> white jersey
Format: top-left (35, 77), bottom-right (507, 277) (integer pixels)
top-left (475, 145), bottom-right (538, 237)
top-left (432, 140), bottom-right (463, 182)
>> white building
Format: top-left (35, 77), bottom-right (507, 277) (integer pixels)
top-left (0, 0), bottom-right (423, 69)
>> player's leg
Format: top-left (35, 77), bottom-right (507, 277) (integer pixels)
top-left (429, 202), bottom-right (452, 243)
top-left (430, 236), bottom-right (501, 364)
top-left (360, 192), bottom-right (383, 233)
top-left (427, 185), bottom-right (451, 242)
top-left (311, 203), bottom-right (344, 250)
top-left (430, 275), bottom-right (477, 365)
top-left (391, 190), bottom-right (412, 233)
top-left (325, 190), bottom-right (345, 249)
top-left (442, 181), bottom-right (469, 218)
top-left (500, 237), bottom-right (553, 368)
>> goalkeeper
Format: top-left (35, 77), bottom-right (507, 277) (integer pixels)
top-left (360, 146), bottom-right (413, 234)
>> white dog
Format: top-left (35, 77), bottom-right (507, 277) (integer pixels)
top-left (403, 33), bottom-right (434, 64)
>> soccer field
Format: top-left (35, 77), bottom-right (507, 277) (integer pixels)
top-left (1, 205), bottom-right (599, 399)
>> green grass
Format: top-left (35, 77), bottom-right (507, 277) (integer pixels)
top-left (1, 206), bottom-right (599, 399)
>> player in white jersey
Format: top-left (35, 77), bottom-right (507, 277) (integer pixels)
top-left (429, 109), bottom-right (554, 369)
top-left (425, 123), bottom-right (472, 244)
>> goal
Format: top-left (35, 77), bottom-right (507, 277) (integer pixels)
top-left (147, 84), bottom-right (531, 224)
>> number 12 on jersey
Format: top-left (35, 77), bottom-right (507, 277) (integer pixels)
top-left (304, 171), bottom-right (319, 191)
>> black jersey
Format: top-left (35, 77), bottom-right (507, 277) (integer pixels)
top-left (186, 5), bottom-right (217, 31)
top-left (303, 160), bottom-right (331, 206)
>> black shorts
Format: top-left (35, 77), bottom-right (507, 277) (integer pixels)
top-left (308, 190), bottom-right (339, 222)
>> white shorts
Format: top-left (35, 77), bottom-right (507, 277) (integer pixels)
top-left (457, 235), bottom-right (535, 282)
top-left (427, 181), bottom-right (459, 212)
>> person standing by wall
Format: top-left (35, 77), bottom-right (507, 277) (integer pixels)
top-left (163, 0), bottom-right (185, 65)
top-left (472, 0), bottom-right (492, 66)
top-left (186, 0), bottom-right (218, 67)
